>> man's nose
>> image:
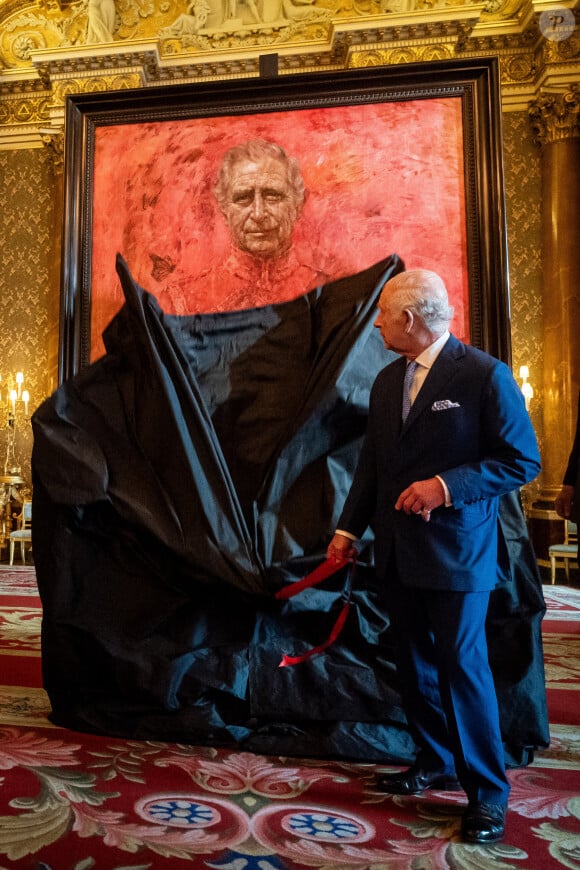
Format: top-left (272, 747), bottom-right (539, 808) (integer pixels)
top-left (249, 193), bottom-right (266, 219)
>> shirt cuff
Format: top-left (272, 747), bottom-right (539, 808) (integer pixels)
top-left (435, 475), bottom-right (452, 507)
top-left (335, 529), bottom-right (358, 541)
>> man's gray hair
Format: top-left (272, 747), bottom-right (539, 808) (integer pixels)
top-left (214, 139), bottom-right (306, 210)
top-left (389, 270), bottom-right (455, 332)
top-left (409, 294), bottom-right (455, 331)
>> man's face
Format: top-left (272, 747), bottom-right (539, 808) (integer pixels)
top-left (222, 156), bottom-right (301, 258)
top-left (374, 297), bottom-right (418, 358)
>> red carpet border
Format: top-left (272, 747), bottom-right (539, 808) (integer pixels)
top-left (0, 566), bottom-right (579, 869)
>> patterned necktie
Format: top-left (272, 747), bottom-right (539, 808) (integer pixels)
top-left (401, 360), bottom-right (418, 422)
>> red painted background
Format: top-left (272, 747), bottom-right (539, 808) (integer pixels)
top-left (91, 97), bottom-right (468, 358)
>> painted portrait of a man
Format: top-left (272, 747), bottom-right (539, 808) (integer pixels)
top-left (90, 97), bottom-right (469, 357)
top-left (166, 138), bottom-right (339, 313)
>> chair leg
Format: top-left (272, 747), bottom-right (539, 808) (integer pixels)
top-left (20, 540), bottom-right (25, 565)
top-left (9, 539), bottom-right (15, 566)
top-left (550, 555), bottom-right (556, 584)
top-left (564, 557), bottom-right (570, 584)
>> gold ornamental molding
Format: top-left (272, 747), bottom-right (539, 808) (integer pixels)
top-left (0, 9), bottom-right (486, 90)
top-left (49, 72), bottom-right (143, 102)
top-left (347, 43), bottom-right (454, 66)
top-left (462, 4), bottom-right (579, 109)
top-left (39, 125), bottom-right (64, 170)
top-left (0, 91), bottom-right (51, 125)
top-left (529, 84), bottom-right (580, 143)
top-left (500, 48), bottom-right (536, 80)
top-left (30, 42), bottom-right (162, 84)
top-left (0, 0), bottom-right (578, 144)
top-left (0, 0), bottom-right (482, 72)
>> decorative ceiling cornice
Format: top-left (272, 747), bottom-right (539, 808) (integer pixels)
top-left (31, 40), bottom-right (162, 83)
top-left (0, 0), bottom-right (578, 148)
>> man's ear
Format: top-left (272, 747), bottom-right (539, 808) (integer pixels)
top-left (403, 309), bottom-right (414, 334)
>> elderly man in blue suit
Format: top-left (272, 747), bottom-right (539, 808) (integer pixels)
top-left (327, 269), bottom-right (541, 844)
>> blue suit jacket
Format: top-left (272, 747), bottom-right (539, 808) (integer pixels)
top-left (337, 334), bottom-right (541, 591)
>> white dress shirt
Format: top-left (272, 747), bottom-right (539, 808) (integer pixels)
top-left (408, 330), bottom-right (450, 402)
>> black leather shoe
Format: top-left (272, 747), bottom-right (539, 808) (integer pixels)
top-left (375, 767), bottom-right (462, 795)
top-left (461, 802), bottom-right (506, 843)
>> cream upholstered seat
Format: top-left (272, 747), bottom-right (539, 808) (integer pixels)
top-left (9, 499), bottom-right (32, 565)
top-left (549, 520), bottom-right (578, 585)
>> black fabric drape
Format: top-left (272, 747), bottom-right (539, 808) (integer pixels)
top-left (32, 253), bottom-right (549, 764)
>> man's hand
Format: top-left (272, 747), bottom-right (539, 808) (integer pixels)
top-left (555, 485), bottom-right (575, 519)
top-left (395, 477), bottom-right (446, 522)
top-left (327, 533), bottom-right (358, 562)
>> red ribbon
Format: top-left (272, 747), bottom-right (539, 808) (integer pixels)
top-left (274, 556), bottom-right (350, 600)
top-left (275, 557), bottom-right (354, 668)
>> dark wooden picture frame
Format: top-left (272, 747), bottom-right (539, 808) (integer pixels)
top-left (60, 58), bottom-right (509, 381)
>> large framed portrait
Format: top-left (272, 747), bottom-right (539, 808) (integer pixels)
top-left (60, 58), bottom-right (508, 380)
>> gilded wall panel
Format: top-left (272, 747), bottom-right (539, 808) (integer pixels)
top-left (501, 109), bottom-right (543, 473)
top-left (0, 147), bottom-right (59, 484)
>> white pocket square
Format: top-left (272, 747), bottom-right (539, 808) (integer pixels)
top-left (432, 399), bottom-right (461, 411)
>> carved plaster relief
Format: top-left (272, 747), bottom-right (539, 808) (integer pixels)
top-left (0, 0), bottom-right (491, 69)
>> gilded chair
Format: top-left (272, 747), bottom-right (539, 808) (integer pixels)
top-left (549, 520), bottom-right (578, 585)
top-left (9, 500), bottom-right (32, 566)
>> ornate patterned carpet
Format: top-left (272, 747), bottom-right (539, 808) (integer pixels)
top-left (0, 566), bottom-right (579, 869)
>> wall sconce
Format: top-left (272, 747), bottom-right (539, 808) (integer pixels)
top-left (0, 371), bottom-right (31, 478)
top-left (519, 365), bottom-right (534, 411)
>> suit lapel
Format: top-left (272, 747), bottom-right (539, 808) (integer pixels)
top-left (401, 335), bottom-right (465, 433)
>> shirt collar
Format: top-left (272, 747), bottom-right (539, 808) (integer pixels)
top-left (414, 330), bottom-right (450, 370)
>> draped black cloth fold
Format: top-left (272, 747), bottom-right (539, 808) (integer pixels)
top-left (32, 253), bottom-right (549, 764)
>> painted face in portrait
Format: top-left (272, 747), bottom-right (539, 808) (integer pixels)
top-left (221, 156), bottom-right (302, 259)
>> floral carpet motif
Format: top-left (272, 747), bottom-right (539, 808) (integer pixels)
top-left (0, 567), bottom-right (39, 597)
top-left (0, 568), bottom-right (579, 870)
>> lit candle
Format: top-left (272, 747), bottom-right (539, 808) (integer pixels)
top-left (521, 382), bottom-right (533, 411)
top-left (16, 371), bottom-right (24, 399)
top-left (518, 365), bottom-right (529, 381)
top-left (22, 390), bottom-right (30, 416)
top-left (9, 388), bottom-right (17, 414)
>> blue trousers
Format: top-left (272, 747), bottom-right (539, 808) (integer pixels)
top-left (385, 583), bottom-right (510, 805)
